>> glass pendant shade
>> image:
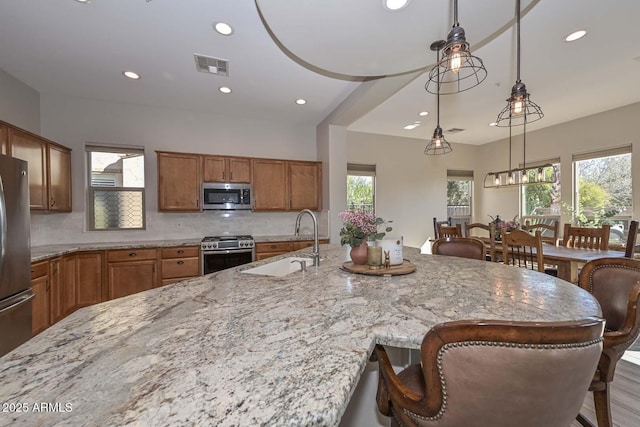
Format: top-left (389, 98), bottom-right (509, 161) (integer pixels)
top-left (425, 1), bottom-right (487, 95)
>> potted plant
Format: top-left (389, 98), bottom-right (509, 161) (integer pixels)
top-left (339, 210), bottom-right (392, 264)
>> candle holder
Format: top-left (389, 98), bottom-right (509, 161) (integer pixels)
top-left (367, 244), bottom-right (383, 270)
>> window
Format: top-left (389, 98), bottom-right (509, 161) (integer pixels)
top-left (521, 159), bottom-right (561, 233)
top-left (347, 163), bottom-right (375, 214)
top-left (572, 146), bottom-right (632, 246)
top-left (86, 144), bottom-right (145, 230)
top-left (447, 170), bottom-right (472, 227)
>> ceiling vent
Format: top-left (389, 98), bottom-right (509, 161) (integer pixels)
top-left (194, 54), bottom-right (229, 76)
top-left (446, 127), bottom-right (465, 134)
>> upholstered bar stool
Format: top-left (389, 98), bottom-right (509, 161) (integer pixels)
top-left (432, 237), bottom-right (485, 261)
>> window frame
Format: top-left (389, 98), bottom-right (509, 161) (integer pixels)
top-left (519, 158), bottom-right (561, 227)
top-left (347, 163), bottom-right (376, 215)
top-left (86, 144), bottom-right (146, 231)
top-left (447, 170), bottom-right (473, 227)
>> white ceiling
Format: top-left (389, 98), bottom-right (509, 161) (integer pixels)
top-left (1, 0), bottom-right (639, 146)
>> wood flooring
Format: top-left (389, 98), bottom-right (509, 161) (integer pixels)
top-left (571, 349), bottom-right (640, 427)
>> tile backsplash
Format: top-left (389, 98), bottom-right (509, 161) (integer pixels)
top-left (30, 210), bottom-right (329, 246)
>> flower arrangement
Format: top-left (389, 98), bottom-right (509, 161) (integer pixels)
top-left (339, 210), bottom-right (392, 247)
top-left (489, 214), bottom-right (520, 240)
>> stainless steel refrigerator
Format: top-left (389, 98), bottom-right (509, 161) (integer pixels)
top-left (0, 154), bottom-right (33, 357)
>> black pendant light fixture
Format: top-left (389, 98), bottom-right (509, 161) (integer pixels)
top-left (425, 0), bottom-right (487, 95)
top-left (495, 0), bottom-right (543, 127)
top-left (425, 40), bottom-right (453, 156)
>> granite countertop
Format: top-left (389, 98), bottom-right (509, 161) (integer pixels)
top-left (1, 245), bottom-right (600, 426)
top-left (30, 235), bottom-right (330, 262)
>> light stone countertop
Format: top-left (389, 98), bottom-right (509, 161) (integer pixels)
top-left (1, 245), bottom-right (601, 426)
top-left (29, 235), bottom-right (329, 262)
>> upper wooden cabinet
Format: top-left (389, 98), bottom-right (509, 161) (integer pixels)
top-left (251, 159), bottom-right (322, 211)
top-left (157, 151), bottom-right (202, 211)
top-left (4, 122), bottom-right (72, 212)
top-left (203, 155), bottom-right (250, 183)
top-left (47, 143), bottom-right (72, 212)
top-left (289, 161), bottom-right (322, 211)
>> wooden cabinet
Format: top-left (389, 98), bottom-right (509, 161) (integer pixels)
top-left (76, 252), bottom-right (103, 307)
top-left (251, 159), bottom-right (288, 210)
top-left (251, 159), bottom-right (322, 211)
top-left (107, 249), bottom-right (158, 299)
top-left (203, 155), bottom-right (250, 183)
top-left (9, 127), bottom-right (48, 210)
top-left (160, 246), bottom-right (200, 286)
top-left (31, 261), bottom-right (50, 335)
top-left (289, 161), bottom-right (322, 211)
top-left (256, 239), bottom-right (329, 260)
top-left (47, 143), bottom-right (72, 212)
top-left (292, 239), bottom-right (329, 251)
top-left (0, 123), bottom-right (7, 155)
top-left (157, 151), bottom-right (202, 211)
top-left (49, 256), bottom-right (77, 324)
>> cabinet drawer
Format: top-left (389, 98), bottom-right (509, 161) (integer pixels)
top-left (255, 242), bottom-right (293, 253)
top-left (255, 252), bottom-right (289, 261)
top-left (31, 261), bottom-right (48, 279)
top-left (161, 257), bottom-right (200, 279)
top-left (107, 248), bottom-right (157, 262)
top-left (161, 246), bottom-right (199, 259)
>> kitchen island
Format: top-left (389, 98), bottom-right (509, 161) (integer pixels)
top-left (0, 245), bottom-right (600, 426)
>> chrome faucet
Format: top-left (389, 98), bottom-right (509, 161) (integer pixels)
top-left (294, 209), bottom-right (320, 266)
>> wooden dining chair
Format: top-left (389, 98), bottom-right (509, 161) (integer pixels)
top-left (624, 220), bottom-right (639, 258)
top-left (437, 223), bottom-right (462, 239)
top-left (562, 224), bottom-right (611, 250)
top-left (575, 257), bottom-right (640, 427)
top-left (523, 219), bottom-right (559, 245)
top-left (432, 237), bottom-right (486, 261)
top-left (433, 217), bottom-right (451, 239)
top-left (373, 317), bottom-right (604, 427)
top-left (464, 222), bottom-right (496, 261)
top-left (502, 229), bottom-right (544, 272)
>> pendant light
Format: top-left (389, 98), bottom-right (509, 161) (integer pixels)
top-left (425, 0), bottom-right (487, 95)
top-left (495, 0), bottom-right (543, 127)
top-left (425, 40), bottom-right (452, 155)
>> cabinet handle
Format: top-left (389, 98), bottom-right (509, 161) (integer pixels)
top-left (129, 252), bottom-right (137, 257)
top-left (31, 268), bottom-right (34, 273)
top-left (222, 171), bottom-right (225, 180)
top-left (177, 260), bottom-right (184, 265)
top-left (230, 171), bottom-right (233, 180)
top-left (270, 244), bottom-right (277, 249)
top-left (50, 198), bottom-right (56, 207)
top-left (177, 250), bottom-right (184, 254)
top-left (196, 199), bottom-right (200, 208)
top-left (46, 279), bottom-right (50, 291)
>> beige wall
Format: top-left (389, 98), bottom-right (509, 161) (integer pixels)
top-left (0, 68), bottom-right (40, 134)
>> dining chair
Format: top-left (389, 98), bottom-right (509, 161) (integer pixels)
top-left (624, 220), bottom-right (639, 258)
top-left (437, 223), bottom-right (462, 239)
top-left (464, 222), bottom-right (496, 261)
top-left (372, 317), bottom-right (604, 427)
top-left (523, 219), bottom-right (559, 245)
top-left (432, 237), bottom-right (486, 261)
top-left (501, 229), bottom-right (544, 272)
top-left (433, 217), bottom-right (451, 239)
top-left (575, 257), bottom-right (640, 427)
top-left (562, 224), bottom-right (611, 250)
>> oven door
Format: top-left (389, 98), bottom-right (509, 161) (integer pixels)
top-left (202, 248), bottom-right (254, 275)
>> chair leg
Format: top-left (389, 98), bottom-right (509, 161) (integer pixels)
top-left (593, 386), bottom-right (613, 427)
top-left (576, 412), bottom-right (596, 427)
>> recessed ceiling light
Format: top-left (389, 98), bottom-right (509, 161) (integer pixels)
top-left (295, 99), bottom-right (307, 105)
top-left (214, 22), bottom-right (234, 36)
top-left (418, 111), bottom-right (429, 116)
top-left (565, 30), bottom-right (587, 42)
top-left (75, 0), bottom-right (90, 3)
top-left (403, 123), bottom-right (419, 130)
top-left (219, 86), bottom-right (232, 94)
top-left (489, 122), bottom-right (498, 127)
top-left (384, 0), bottom-right (409, 11)
top-left (122, 71), bottom-right (140, 80)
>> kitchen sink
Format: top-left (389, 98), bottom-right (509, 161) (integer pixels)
top-left (241, 257), bottom-right (314, 277)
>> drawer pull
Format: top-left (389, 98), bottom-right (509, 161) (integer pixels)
top-left (31, 268), bottom-right (34, 273)
top-left (129, 252), bottom-right (137, 257)
top-left (270, 244), bottom-right (276, 249)
top-left (177, 261), bottom-right (184, 265)
top-left (177, 250), bottom-right (184, 254)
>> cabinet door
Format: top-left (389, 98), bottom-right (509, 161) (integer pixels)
top-left (157, 152), bottom-right (201, 211)
top-left (48, 143), bottom-right (72, 212)
top-left (289, 161), bottom-right (322, 211)
top-left (202, 156), bottom-right (226, 182)
top-left (49, 258), bottom-right (62, 324)
top-left (61, 256), bottom-right (77, 317)
top-left (76, 252), bottom-right (103, 307)
top-left (108, 260), bottom-right (157, 299)
top-left (251, 159), bottom-right (288, 210)
top-left (9, 128), bottom-right (47, 210)
top-left (228, 157), bottom-right (251, 183)
top-left (0, 123), bottom-right (7, 155)
top-left (31, 262), bottom-right (50, 336)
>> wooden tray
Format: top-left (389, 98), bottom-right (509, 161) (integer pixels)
top-left (341, 260), bottom-right (416, 276)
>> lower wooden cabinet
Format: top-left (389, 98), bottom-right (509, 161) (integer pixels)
top-left (160, 246), bottom-right (200, 286)
top-left (76, 252), bottom-right (103, 307)
top-left (255, 239), bottom-right (329, 260)
top-left (31, 261), bottom-right (50, 335)
top-left (107, 249), bottom-right (158, 299)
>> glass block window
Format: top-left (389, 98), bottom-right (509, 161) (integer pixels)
top-left (86, 145), bottom-right (145, 230)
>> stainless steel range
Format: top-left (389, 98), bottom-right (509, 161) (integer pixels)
top-left (201, 235), bottom-right (255, 275)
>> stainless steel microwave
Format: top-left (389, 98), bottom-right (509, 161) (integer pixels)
top-left (202, 183), bottom-right (252, 210)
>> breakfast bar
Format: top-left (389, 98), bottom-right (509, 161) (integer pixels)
top-left (0, 245), bottom-right (601, 426)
